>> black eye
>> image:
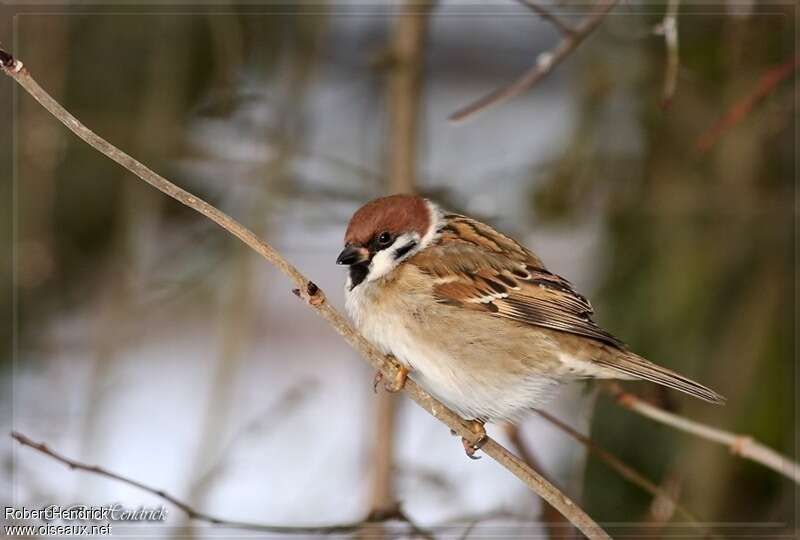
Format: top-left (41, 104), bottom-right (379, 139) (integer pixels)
top-left (377, 232), bottom-right (392, 246)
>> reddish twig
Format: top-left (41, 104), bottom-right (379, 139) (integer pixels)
top-left (695, 54), bottom-right (799, 153)
top-left (449, 0), bottom-right (619, 122)
top-left (0, 46), bottom-right (610, 540)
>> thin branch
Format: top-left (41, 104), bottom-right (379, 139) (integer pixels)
top-left (695, 54), bottom-right (799, 153)
top-left (646, 468), bottom-right (682, 526)
top-left (607, 383), bottom-right (800, 484)
top-left (504, 424), bottom-right (574, 538)
top-left (449, 0), bottom-right (619, 123)
top-left (514, 0), bottom-right (577, 36)
top-left (0, 48), bottom-right (610, 540)
top-left (435, 508), bottom-right (534, 540)
top-left (11, 431), bottom-right (433, 536)
top-left (366, 3), bottom-right (433, 529)
top-left (533, 410), bottom-right (707, 528)
top-left (653, 0), bottom-right (680, 107)
top-left (386, 0), bottom-right (433, 194)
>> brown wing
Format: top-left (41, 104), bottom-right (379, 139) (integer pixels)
top-left (414, 214), bottom-right (625, 349)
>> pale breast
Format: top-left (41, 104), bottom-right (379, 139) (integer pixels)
top-left (344, 268), bottom-right (566, 422)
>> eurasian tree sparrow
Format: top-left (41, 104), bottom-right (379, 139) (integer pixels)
top-left (337, 195), bottom-right (724, 457)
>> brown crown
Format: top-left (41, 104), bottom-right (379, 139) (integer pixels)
top-left (344, 194), bottom-right (431, 246)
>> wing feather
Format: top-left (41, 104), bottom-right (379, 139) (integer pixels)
top-left (409, 214), bottom-right (724, 403)
top-left (408, 214), bottom-right (725, 404)
top-left (413, 215), bottom-right (624, 349)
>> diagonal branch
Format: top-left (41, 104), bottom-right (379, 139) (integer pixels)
top-left (533, 410), bottom-right (708, 528)
top-left (449, 0), bottom-right (619, 123)
top-left (10, 432), bottom-right (431, 537)
top-left (607, 383), bottom-right (800, 484)
top-left (695, 54), bottom-right (799, 153)
top-left (505, 424), bottom-right (574, 538)
top-left (0, 48), bottom-right (610, 540)
top-left (514, 0), bottom-right (577, 36)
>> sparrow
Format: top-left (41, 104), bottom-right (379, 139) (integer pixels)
top-left (337, 194), bottom-right (724, 457)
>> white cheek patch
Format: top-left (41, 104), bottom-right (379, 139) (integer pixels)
top-left (420, 200), bottom-right (443, 248)
top-left (367, 249), bottom-right (397, 282)
top-left (365, 232), bottom-right (420, 283)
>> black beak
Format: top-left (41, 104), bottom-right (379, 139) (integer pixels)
top-left (336, 245), bottom-right (368, 266)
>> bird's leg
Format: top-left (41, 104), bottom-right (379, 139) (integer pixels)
top-left (461, 420), bottom-right (487, 460)
top-left (372, 366), bottom-right (409, 394)
top-left (387, 366), bottom-right (409, 392)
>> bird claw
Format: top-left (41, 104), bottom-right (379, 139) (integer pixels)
top-left (461, 420), bottom-right (487, 459)
top-left (462, 438), bottom-right (483, 459)
top-left (372, 366), bottom-right (409, 394)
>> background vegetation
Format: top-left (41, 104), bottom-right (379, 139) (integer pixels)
top-left (1, 1), bottom-right (795, 537)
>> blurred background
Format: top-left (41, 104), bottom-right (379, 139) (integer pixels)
top-left (0, 1), bottom-right (795, 538)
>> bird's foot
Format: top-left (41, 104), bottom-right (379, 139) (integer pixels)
top-left (372, 366), bottom-right (409, 394)
top-left (461, 420), bottom-right (487, 460)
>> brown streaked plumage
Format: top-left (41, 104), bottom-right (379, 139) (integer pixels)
top-left (411, 229), bottom-right (620, 347)
top-left (338, 195), bottom-right (724, 451)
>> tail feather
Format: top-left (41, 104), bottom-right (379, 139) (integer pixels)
top-left (595, 353), bottom-right (725, 404)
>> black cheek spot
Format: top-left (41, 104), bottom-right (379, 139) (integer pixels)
top-left (485, 302), bottom-right (499, 313)
top-left (348, 263), bottom-right (369, 289)
top-left (393, 241), bottom-right (418, 260)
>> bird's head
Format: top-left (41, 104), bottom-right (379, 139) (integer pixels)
top-left (337, 194), bottom-right (441, 289)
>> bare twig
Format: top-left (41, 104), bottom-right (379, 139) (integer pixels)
top-left (695, 54), bottom-right (799, 153)
top-left (436, 508), bottom-right (534, 540)
top-left (695, 56), bottom-right (800, 153)
top-left (11, 432), bottom-right (432, 536)
top-left (449, 0), bottom-right (619, 122)
top-left (654, 0), bottom-right (680, 107)
top-left (646, 469), bottom-right (682, 525)
top-left (533, 409), bottom-right (707, 527)
top-left (514, 0), bottom-right (577, 36)
top-left (0, 48), bottom-right (610, 540)
top-left (386, 0), bottom-right (433, 194)
top-left (504, 424), bottom-right (573, 537)
top-left (366, 4), bottom-right (433, 529)
top-left (369, 391), bottom-right (400, 525)
top-left (366, 504), bottom-right (434, 540)
top-left (608, 384), bottom-right (800, 484)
